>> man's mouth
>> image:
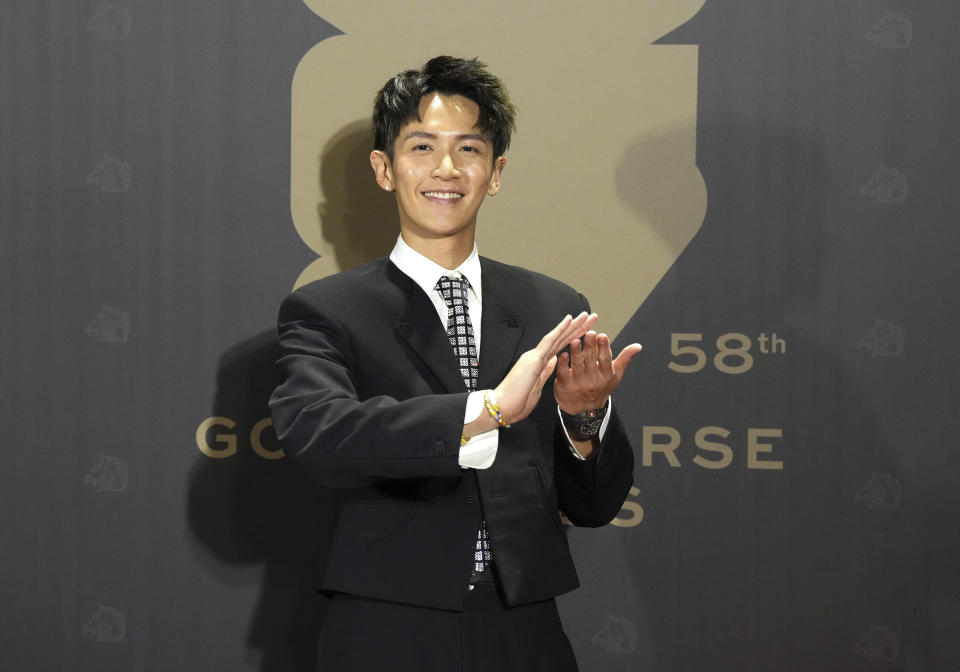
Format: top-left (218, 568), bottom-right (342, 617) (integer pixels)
top-left (422, 191), bottom-right (464, 201)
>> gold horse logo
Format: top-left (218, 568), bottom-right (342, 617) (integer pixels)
top-left (291, 1), bottom-right (707, 337)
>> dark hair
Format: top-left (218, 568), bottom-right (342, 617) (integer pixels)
top-left (372, 56), bottom-right (517, 160)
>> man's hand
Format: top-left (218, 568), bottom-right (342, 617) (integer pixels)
top-left (555, 331), bottom-right (642, 414)
top-left (491, 312), bottom-right (598, 426)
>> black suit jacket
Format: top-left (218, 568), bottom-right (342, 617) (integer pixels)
top-left (269, 256), bottom-right (634, 610)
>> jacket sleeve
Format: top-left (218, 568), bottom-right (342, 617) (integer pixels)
top-left (551, 292), bottom-right (635, 526)
top-left (268, 289), bottom-right (469, 489)
top-left (553, 406), bottom-right (635, 527)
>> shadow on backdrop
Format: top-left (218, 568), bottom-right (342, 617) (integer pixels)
top-left (188, 119), bottom-right (400, 671)
top-left (616, 126), bottom-right (705, 262)
top-left (188, 332), bottom-right (333, 672)
top-left (318, 119), bottom-right (398, 273)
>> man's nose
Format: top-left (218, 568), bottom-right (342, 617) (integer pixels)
top-left (432, 151), bottom-right (460, 178)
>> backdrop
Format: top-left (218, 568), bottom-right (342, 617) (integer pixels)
top-left (2, 1), bottom-right (958, 670)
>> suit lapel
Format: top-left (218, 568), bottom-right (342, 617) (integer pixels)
top-left (389, 262), bottom-right (468, 394)
top-left (478, 260), bottom-right (527, 390)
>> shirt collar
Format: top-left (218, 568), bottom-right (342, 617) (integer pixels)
top-left (389, 235), bottom-right (482, 300)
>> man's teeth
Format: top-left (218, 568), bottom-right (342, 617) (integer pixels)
top-left (423, 192), bottom-right (463, 200)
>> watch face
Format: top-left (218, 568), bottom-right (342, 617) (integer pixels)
top-left (561, 407), bottom-right (606, 439)
top-left (579, 418), bottom-right (604, 435)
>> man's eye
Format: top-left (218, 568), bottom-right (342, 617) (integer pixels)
top-left (461, 146), bottom-right (478, 152)
top-left (413, 144), bottom-right (430, 151)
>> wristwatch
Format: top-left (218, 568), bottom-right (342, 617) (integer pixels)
top-left (560, 405), bottom-right (607, 442)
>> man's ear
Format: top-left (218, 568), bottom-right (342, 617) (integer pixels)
top-left (487, 156), bottom-right (507, 196)
top-left (370, 150), bottom-right (394, 191)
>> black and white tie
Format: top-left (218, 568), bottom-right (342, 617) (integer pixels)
top-left (435, 275), bottom-right (491, 582)
top-left (436, 275), bottom-right (479, 391)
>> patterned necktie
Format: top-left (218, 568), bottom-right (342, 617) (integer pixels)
top-left (435, 275), bottom-right (492, 583)
top-left (435, 275), bottom-right (479, 391)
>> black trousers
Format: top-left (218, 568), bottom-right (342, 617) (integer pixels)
top-left (315, 580), bottom-right (579, 671)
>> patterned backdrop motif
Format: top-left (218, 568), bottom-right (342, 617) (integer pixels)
top-left (1, 2), bottom-right (958, 671)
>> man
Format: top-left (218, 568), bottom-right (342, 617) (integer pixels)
top-left (270, 55), bottom-right (642, 671)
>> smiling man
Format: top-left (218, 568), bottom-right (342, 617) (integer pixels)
top-left (270, 56), bottom-right (642, 671)
top-left (370, 93), bottom-right (505, 261)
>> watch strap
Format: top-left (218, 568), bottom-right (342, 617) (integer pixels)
top-left (560, 405), bottom-right (608, 442)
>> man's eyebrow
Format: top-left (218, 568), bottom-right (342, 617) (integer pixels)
top-left (401, 131), bottom-right (488, 143)
top-left (402, 131), bottom-right (436, 142)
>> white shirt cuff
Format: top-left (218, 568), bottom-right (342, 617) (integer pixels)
top-left (458, 429), bottom-right (498, 469)
top-left (458, 390), bottom-right (499, 469)
top-left (463, 389), bottom-right (486, 424)
top-left (558, 397), bottom-right (613, 461)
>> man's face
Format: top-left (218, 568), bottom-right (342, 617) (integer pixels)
top-left (371, 93), bottom-right (506, 249)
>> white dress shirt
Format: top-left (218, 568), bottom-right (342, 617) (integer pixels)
top-left (389, 236), bottom-right (607, 468)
